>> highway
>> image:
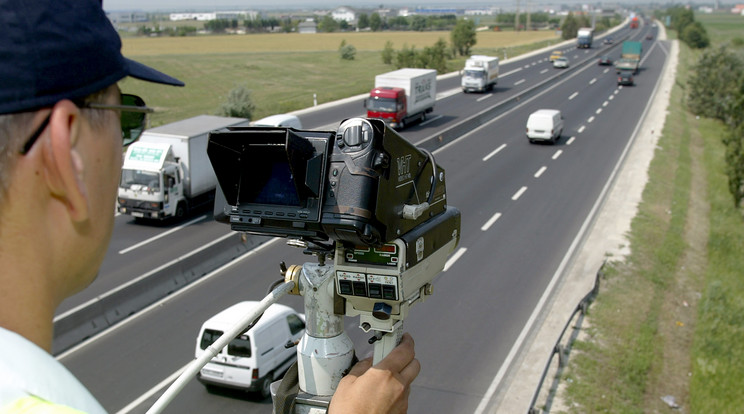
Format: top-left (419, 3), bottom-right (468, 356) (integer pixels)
top-left (57, 21), bottom-right (664, 414)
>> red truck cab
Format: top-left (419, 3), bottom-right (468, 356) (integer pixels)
top-left (365, 87), bottom-right (406, 128)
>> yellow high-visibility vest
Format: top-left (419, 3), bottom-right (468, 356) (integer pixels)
top-left (0, 396), bottom-right (86, 414)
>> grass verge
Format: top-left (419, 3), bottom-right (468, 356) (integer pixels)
top-left (557, 28), bottom-right (744, 414)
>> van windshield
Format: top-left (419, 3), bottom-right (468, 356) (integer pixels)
top-left (200, 329), bottom-right (252, 357)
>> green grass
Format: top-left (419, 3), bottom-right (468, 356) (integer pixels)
top-left (117, 30), bottom-right (558, 127)
top-left (696, 12), bottom-right (744, 46)
top-left (559, 15), bottom-right (744, 413)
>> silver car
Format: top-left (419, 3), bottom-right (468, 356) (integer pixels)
top-left (553, 57), bottom-right (569, 68)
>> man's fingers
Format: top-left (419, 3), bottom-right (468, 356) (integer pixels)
top-left (374, 332), bottom-right (416, 373)
top-left (345, 357), bottom-right (373, 380)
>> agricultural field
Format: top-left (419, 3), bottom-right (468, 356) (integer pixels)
top-left (119, 30), bottom-right (559, 126)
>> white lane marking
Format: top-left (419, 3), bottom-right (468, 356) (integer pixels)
top-left (56, 237), bottom-right (282, 357)
top-left (590, 78), bottom-right (597, 85)
top-left (534, 166), bottom-right (547, 178)
top-left (118, 215), bottom-right (207, 255)
top-left (540, 69), bottom-right (548, 74)
top-left (588, 116), bottom-right (595, 123)
top-left (481, 212), bottom-right (502, 232)
top-left (512, 186), bottom-right (527, 201)
top-left (578, 126), bottom-right (586, 133)
top-left (477, 94), bottom-right (493, 102)
top-left (603, 101), bottom-right (609, 107)
top-left (419, 114), bottom-right (443, 126)
top-left (443, 247), bottom-right (467, 272)
top-left (567, 136), bottom-right (576, 145)
top-left (568, 92), bottom-right (579, 100)
top-left (514, 79), bottom-right (526, 86)
top-left (114, 365), bottom-right (187, 414)
top-left (596, 108), bottom-right (603, 115)
top-left (603, 68), bottom-right (610, 74)
top-left (55, 232), bottom-right (238, 322)
top-left (500, 67), bottom-right (523, 78)
top-left (483, 143), bottom-right (507, 162)
top-left (552, 150), bottom-right (563, 160)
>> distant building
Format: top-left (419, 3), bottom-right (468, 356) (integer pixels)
top-left (108, 11), bottom-right (147, 23)
top-left (731, 4), bottom-right (744, 13)
top-left (331, 6), bottom-right (355, 22)
top-left (170, 11), bottom-right (257, 21)
top-left (298, 19), bottom-right (317, 34)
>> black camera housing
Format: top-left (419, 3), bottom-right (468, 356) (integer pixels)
top-left (207, 118), bottom-right (448, 247)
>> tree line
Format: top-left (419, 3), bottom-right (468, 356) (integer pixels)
top-left (673, 7), bottom-right (744, 209)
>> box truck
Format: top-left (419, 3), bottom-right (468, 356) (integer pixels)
top-left (577, 27), bottom-right (594, 49)
top-left (118, 115), bottom-right (251, 220)
top-left (461, 55), bottom-right (499, 93)
top-left (365, 68), bottom-right (437, 129)
top-left (615, 41), bottom-right (642, 74)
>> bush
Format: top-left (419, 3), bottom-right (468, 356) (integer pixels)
top-left (217, 85), bottom-right (255, 119)
top-left (682, 22), bottom-right (710, 49)
top-left (339, 40), bottom-right (356, 60)
top-left (382, 41), bottom-right (394, 65)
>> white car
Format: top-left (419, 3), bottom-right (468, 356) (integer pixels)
top-left (553, 57), bottom-right (569, 68)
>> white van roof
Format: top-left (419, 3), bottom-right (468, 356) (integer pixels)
top-left (251, 114), bottom-right (302, 128)
top-left (202, 301), bottom-right (295, 332)
top-left (530, 109), bottom-right (561, 117)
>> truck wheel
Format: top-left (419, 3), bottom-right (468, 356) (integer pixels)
top-left (175, 202), bottom-right (187, 219)
top-left (421, 112), bottom-right (427, 122)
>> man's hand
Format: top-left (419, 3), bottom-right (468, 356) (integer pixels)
top-left (329, 333), bottom-right (420, 414)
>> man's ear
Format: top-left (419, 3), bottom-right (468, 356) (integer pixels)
top-left (41, 100), bottom-right (89, 222)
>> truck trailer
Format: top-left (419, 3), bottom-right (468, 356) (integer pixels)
top-left (577, 27), bottom-right (594, 49)
top-left (365, 68), bottom-right (437, 129)
top-left (615, 41), bottom-right (642, 74)
top-left (461, 55), bottom-right (499, 93)
top-left (118, 115), bottom-right (251, 221)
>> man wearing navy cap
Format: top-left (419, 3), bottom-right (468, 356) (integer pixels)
top-left (0, 0), bottom-right (419, 413)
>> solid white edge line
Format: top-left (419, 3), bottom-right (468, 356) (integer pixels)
top-left (473, 36), bottom-right (674, 414)
top-left (57, 238), bottom-right (281, 360)
top-left (119, 215), bottom-right (207, 255)
top-left (54, 232), bottom-right (238, 321)
top-left (115, 365), bottom-right (188, 414)
top-left (481, 212), bottom-right (502, 232)
top-left (443, 247), bottom-right (467, 272)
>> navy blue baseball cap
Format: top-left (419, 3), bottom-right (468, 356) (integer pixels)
top-left (0, 0), bottom-right (184, 115)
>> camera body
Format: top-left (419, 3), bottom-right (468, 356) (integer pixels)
top-left (207, 118), bottom-right (448, 247)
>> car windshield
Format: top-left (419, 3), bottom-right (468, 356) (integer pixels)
top-left (464, 69), bottom-right (485, 78)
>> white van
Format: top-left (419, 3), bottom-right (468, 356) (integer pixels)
top-left (250, 114), bottom-right (303, 129)
top-left (195, 302), bottom-right (305, 398)
top-left (526, 109), bottom-right (564, 144)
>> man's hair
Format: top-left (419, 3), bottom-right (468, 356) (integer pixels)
top-left (0, 88), bottom-right (112, 212)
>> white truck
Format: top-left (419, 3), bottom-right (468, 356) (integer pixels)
top-left (577, 27), bottom-right (594, 49)
top-left (461, 55), bottom-right (499, 93)
top-left (365, 68), bottom-right (437, 129)
top-left (117, 115), bottom-right (251, 221)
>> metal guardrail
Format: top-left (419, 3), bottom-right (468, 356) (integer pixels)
top-left (527, 260), bottom-right (605, 414)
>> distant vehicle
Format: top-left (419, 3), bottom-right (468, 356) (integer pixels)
top-left (553, 57), bottom-right (569, 68)
top-left (251, 113), bottom-right (303, 129)
top-left (598, 55), bottom-right (613, 65)
top-left (630, 16), bottom-right (640, 29)
top-left (195, 302), bottom-right (306, 398)
top-left (577, 27), bottom-right (594, 49)
top-left (365, 68), bottom-right (437, 129)
top-left (526, 109), bottom-right (564, 144)
top-left (549, 50), bottom-right (563, 61)
top-left (461, 55), bottom-right (499, 93)
top-left (618, 71), bottom-right (634, 86)
top-left (603, 37), bottom-right (614, 45)
top-left (646, 34), bottom-right (654, 40)
top-left (615, 41), bottom-right (643, 74)
top-left (117, 115), bottom-right (251, 221)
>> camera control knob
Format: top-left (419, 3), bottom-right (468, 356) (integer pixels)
top-left (372, 302), bottom-right (393, 320)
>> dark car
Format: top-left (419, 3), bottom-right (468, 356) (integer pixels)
top-left (646, 34), bottom-right (654, 40)
top-left (603, 37), bottom-right (614, 45)
top-left (618, 71), bottom-right (634, 86)
top-left (598, 55), bottom-right (612, 65)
